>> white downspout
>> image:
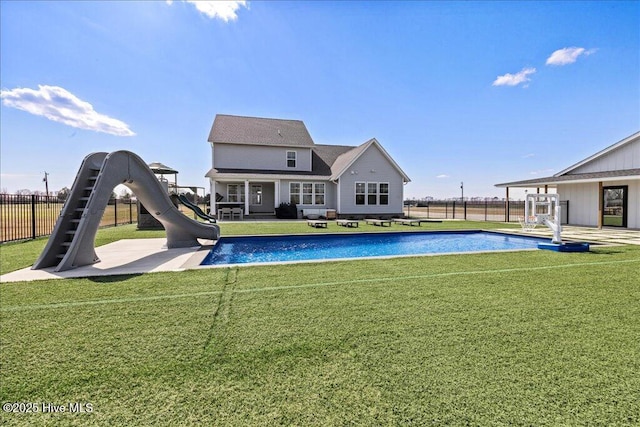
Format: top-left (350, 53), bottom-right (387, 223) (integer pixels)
top-left (336, 179), bottom-right (341, 215)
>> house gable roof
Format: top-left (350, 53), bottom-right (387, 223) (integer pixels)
top-left (208, 114), bottom-right (315, 147)
top-left (329, 138), bottom-right (411, 183)
top-left (496, 131), bottom-right (640, 188)
top-left (555, 131), bottom-right (640, 176)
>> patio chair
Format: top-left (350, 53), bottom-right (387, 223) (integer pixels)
top-left (218, 208), bottom-right (232, 220)
top-left (231, 207), bottom-right (243, 220)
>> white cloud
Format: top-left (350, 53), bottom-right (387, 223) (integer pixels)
top-left (522, 153), bottom-right (535, 159)
top-left (546, 47), bottom-right (596, 66)
top-left (167, 0), bottom-right (248, 22)
top-left (0, 85), bottom-right (135, 137)
top-left (492, 67), bottom-right (536, 87)
top-left (436, 174), bottom-right (450, 179)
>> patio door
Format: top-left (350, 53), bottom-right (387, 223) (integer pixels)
top-left (250, 184), bottom-right (262, 205)
top-left (602, 186), bottom-right (628, 227)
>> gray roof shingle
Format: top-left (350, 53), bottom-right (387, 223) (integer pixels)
top-left (208, 114), bottom-right (315, 147)
top-left (495, 168), bottom-right (640, 187)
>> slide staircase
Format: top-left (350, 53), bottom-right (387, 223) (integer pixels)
top-left (33, 151), bottom-right (220, 272)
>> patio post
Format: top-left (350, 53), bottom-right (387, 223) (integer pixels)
top-left (597, 181), bottom-right (603, 229)
top-left (505, 187), bottom-right (510, 222)
top-left (274, 180), bottom-right (280, 214)
top-left (244, 180), bottom-right (250, 216)
top-left (210, 180), bottom-right (216, 215)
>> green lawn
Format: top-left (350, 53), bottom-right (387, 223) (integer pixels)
top-left (1, 222), bottom-right (639, 425)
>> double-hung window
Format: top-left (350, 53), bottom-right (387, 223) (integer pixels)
top-left (302, 183), bottom-right (313, 204)
top-left (379, 183), bottom-right (389, 205)
top-left (314, 183), bottom-right (325, 205)
top-left (289, 183), bottom-right (301, 204)
top-left (355, 182), bottom-right (366, 205)
top-left (227, 184), bottom-right (245, 203)
top-left (367, 183), bottom-right (378, 205)
top-left (286, 151), bottom-right (296, 168)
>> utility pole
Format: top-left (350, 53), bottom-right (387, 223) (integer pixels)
top-left (460, 181), bottom-right (464, 202)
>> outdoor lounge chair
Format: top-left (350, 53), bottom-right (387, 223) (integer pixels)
top-left (518, 216), bottom-right (537, 232)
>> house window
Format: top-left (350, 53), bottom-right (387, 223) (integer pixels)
top-left (355, 182), bottom-right (389, 205)
top-left (355, 182), bottom-right (366, 205)
top-left (368, 183), bottom-right (378, 205)
top-left (290, 182), bottom-right (325, 205)
top-left (303, 183), bottom-right (313, 204)
top-left (314, 183), bottom-right (325, 205)
top-left (227, 184), bottom-right (245, 203)
top-left (287, 151), bottom-right (296, 168)
top-left (250, 184), bottom-right (262, 205)
top-left (289, 183), bottom-right (301, 204)
top-left (379, 183), bottom-right (389, 205)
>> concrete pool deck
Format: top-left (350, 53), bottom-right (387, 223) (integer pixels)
top-left (2, 226), bottom-right (639, 283)
top-left (1, 238), bottom-right (214, 283)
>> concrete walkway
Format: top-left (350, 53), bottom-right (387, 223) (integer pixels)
top-left (2, 226), bottom-right (638, 283)
top-left (497, 225), bottom-right (640, 246)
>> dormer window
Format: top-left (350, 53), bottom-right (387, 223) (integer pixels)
top-left (286, 151), bottom-right (296, 168)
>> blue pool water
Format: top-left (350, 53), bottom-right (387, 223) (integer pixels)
top-left (201, 231), bottom-right (548, 266)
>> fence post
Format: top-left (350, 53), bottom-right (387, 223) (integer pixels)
top-left (31, 194), bottom-right (37, 240)
top-left (114, 198), bottom-right (118, 226)
top-left (484, 200), bottom-right (487, 221)
top-left (452, 201), bottom-right (456, 219)
top-left (464, 201), bottom-right (467, 220)
top-left (129, 201), bottom-right (133, 224)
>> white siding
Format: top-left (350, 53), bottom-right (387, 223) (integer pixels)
top-left (214, 144), bottom-right (312, 172)
top-left (571, 138), bottom-right (640, 174)
top-left (558, 183), bottom-right (599, 226)
top-left (558, 179), bottom-right (639, 228)
top-left (338, 144), bottom-right (404, 215)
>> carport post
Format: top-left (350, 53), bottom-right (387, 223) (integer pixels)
top-left (597, 181), bottom-right (603, 229)
top-left (505, 187), bottom-right (510, 222)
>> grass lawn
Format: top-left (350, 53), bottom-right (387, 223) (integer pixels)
top-left (1, 222), bottom-right (639, 425)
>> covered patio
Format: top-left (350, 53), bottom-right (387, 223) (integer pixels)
top-left (209, 177), bottom-right (279, 219)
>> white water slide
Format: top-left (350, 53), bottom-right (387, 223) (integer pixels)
top-left (33, 151), bottom-right (220, 272)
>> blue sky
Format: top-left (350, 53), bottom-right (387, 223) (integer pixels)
top-left (1, 1), bottom-right (638, 199)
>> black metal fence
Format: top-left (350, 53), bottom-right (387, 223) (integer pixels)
top-left (0, 194), bottom-right (138, 244)
top-left (404, 200), bottom-right (569, 224)
top-left (2, 195), bottom-right (569, 244)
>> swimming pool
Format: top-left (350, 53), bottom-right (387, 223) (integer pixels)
top-left (200, 231), bottom-right (548, 266)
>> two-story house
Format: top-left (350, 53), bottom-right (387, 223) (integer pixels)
top-left (206, 114), bottom-right (411, 219)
